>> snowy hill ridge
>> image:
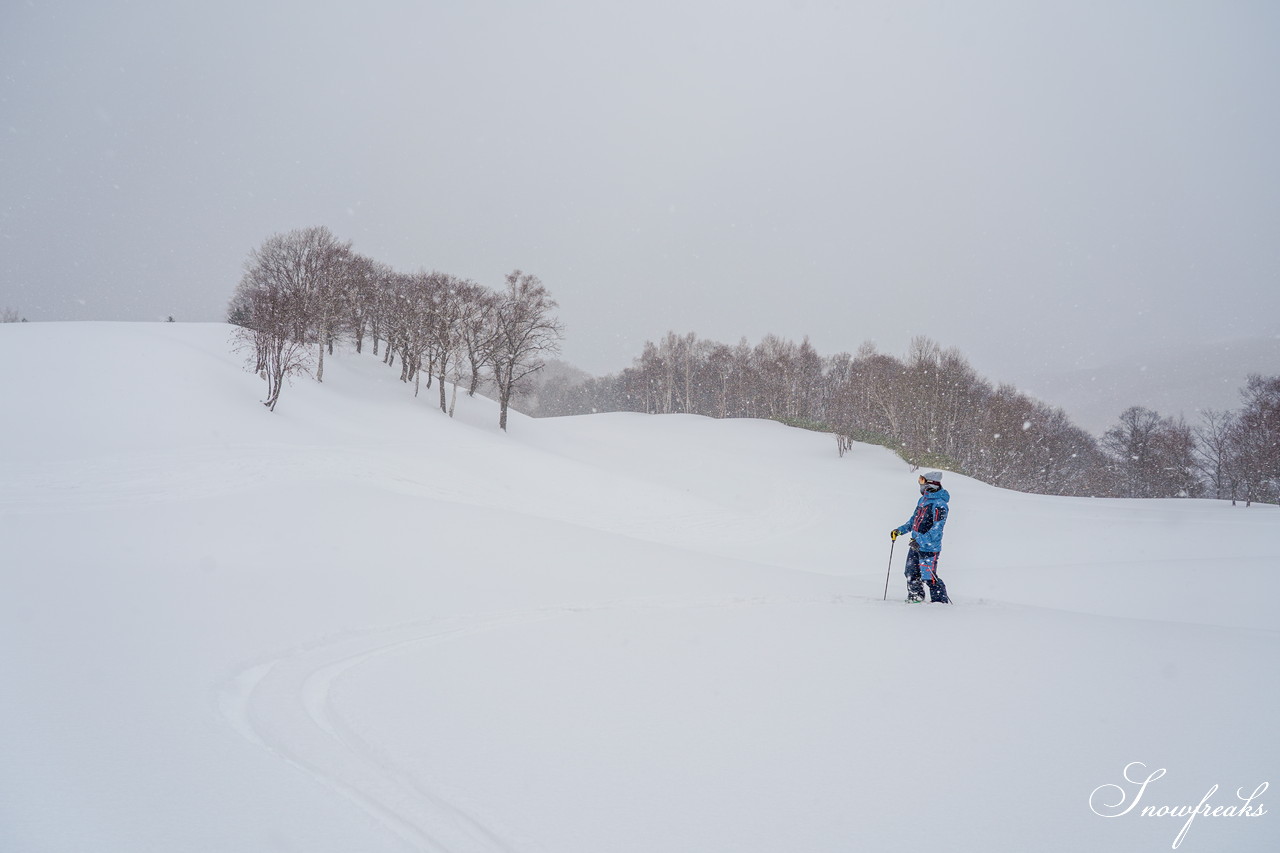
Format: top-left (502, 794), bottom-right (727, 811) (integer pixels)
top-left (1, 322), bottom-right (1276, 853)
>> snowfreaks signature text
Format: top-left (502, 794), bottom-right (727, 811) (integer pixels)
top-left (1089, 762), bottom-right (1268, 849)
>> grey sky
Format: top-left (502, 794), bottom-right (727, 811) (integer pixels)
top-left (3, 0), bottom-right (1277, 388)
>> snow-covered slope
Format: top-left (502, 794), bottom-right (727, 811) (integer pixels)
top-left (1, 322), bottom-right (1276, 852)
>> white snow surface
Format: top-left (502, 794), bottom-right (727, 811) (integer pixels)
top-left (1, 322), bottom-right (1276, 852)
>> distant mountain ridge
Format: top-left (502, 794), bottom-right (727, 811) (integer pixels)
top-left (1013, 336), bottom-right (1280, 434)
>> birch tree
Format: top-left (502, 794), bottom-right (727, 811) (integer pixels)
top-left (489, 271), bottom-right (564, 431)
top-left (457, 281), bottom-right (498, 398)
top-left (229, 255), bottom-right (314, 412)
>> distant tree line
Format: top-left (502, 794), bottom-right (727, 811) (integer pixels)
top-left (227, 226), bottom-right (563, 428)
top-left (1189, 375), bottom-right (1280, 505)
top-left (534, 330), bottom-right (1280, 503)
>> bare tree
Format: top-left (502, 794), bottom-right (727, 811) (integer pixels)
top-left (1230, 374), bottom-right (1280, 505)
top-left (1195, 408), bottom-right (1239, 500)
top-left (455, 280), bottom-right (498, 399)
top-left (233, 227), bottom-right (351, 384)
top-left (900, 337), bottom-right (981, 464)
top-left (342, 253), bottom-right (384, 355)
top-left (303, 229), bottom-right (353, 383)
top-left (2, 307), bottom-right (23, 323)
top-left (706, 342), bottom-right (738, 418)
top-left (489, 271), bottom-right (564, 431)
top-left (850, 344), bottom-right (910, 440)
top-left (427, 274), bottom-right (471, 414)
top-left (229, 273), bottom-right (313, 412)
top-left (1102, 406), bottom-right (1199, 498)
top-left (387, 271), bottom-right (439, 393)
top-left (1103, 407), bottom-right (1164, 496)
top-left (229, 227), bottom-right (358, 409)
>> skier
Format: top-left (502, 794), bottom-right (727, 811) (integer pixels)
top-left (890, 471), bottom-right (952, 603)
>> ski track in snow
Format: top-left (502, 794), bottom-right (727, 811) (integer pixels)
top-left (217, 612), bottom-right (555, 853)
top-left (214, 593), bottom-right (864, 853)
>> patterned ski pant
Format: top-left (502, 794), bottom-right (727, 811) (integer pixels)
top-left (905, 549), bottom-right (950, 603)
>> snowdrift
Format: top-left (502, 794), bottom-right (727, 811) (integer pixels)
top-left (1, 322), bottom-right (1276, 852)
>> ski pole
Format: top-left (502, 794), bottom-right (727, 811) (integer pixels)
top-left (882, 538), bottom-right (896, 601)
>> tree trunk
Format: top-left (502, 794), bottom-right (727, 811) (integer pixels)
top-left (497, 361), bottom-right (516, 430)
top-left (266, 368), bottom-right (282, 411)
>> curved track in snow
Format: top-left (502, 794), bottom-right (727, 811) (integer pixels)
top-left (217, 611), bottom-right (566, 852)
top-left (214, 594), bottom-right (851, 852)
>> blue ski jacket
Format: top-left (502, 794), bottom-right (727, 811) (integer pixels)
top-left (895, 487), bottom-right (950, 553)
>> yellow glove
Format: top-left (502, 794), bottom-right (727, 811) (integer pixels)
top-left (890, 529), bottom-right (900, 541)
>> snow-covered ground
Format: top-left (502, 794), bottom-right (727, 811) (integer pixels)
top-left (1, 322), bottom-right (1276, 852)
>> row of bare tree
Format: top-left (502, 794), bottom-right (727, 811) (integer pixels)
top-left (1098, 376), bottom-right (1280, 505)
top-left (227, 226), bottom-right (563, 428)
top-left (1186, 375), bottom-right (1280, 505)
top-left (534, 331), bottom-right (1280, 502)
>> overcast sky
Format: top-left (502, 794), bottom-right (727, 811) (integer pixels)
top-left (3, 0), bottom-right (1277, 385)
